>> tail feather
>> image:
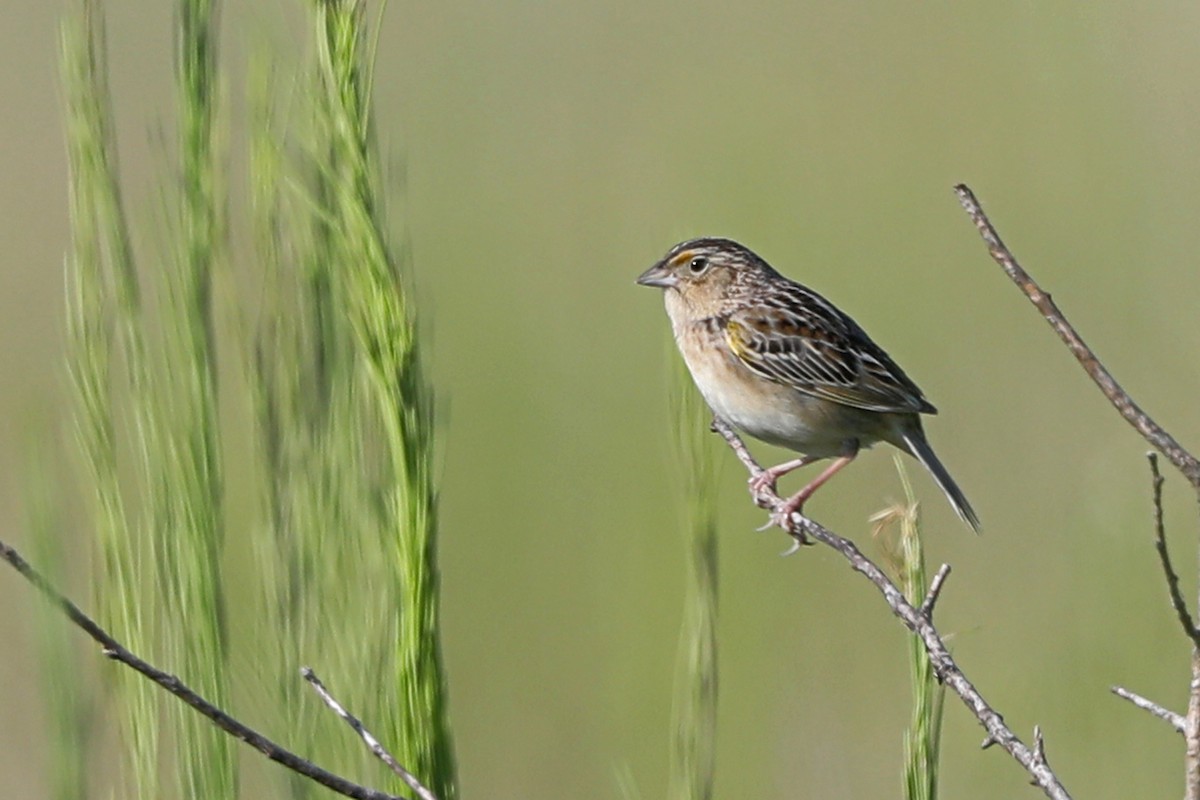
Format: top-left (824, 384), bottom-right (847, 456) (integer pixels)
top-left (902, 430), bottom-right (981, 533)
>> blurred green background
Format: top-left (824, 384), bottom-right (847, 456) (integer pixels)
top-left (4, 1), bottom-right (1200, 797)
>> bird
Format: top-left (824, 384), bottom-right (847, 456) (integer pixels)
top-left (637, 237), bottom-right (980, 533)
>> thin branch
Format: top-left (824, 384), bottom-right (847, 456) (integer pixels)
top-left (920, 564), bottom-right (952, 620)
top-left (956, 184), bottom-right (1200, 798)
top-left (1147, 453), bottom-right (1200, 647)
top-left (0, 537), bottom-right (408, 800)
top-left (1189, 649), bottom-right (1200, 800)
top-left (953, 183), bottom-right (1200, 490)
top-left (710, 418), bottom-right (1072, 800)
top-left (303, 668), bottom-right (440, 800)
top-left (1111, 686), bottom-right (1185, 734)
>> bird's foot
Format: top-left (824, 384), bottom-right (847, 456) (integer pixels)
top-left (748, 470), bottom-right (778, 497)
top-left (766, 501), bottom-right (813, 552)
top-left (748, 457), bottom-right (817, 503)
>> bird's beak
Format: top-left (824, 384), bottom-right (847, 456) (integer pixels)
top-left (636, 262), bottom-right (678, 289)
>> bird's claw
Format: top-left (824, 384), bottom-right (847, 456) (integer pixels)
top-left (747, 471), bottom-right (777, 496)
top-left (757, 505), bottom-right (812, 551)
top-left (772, 505), bottom-right (801, 532)
top-left (756, 506), bottom-right (795, 532)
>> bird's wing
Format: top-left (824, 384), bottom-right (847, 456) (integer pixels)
top-left (723, 292), bottom-right (935, 415)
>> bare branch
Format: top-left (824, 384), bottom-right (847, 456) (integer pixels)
top-left (953, 183), bottom-right (1200, 489)
top-left (303, 668), bottom-right (440, 800)
top-left (1146, 454), bottom-right (1200, 647)
top-left (0, 537), bottom-right (408, 800)
top-left (920, 564), bottom-right (952, 620)
top-left (710, 418), bottom-right (1072, 800)
top-left (1112, 686), bottom-right (1185, 734)
top-left (954, 183), bottom-right (1200, 798)
top-left (1188, 651), bottom-right (1200, 800)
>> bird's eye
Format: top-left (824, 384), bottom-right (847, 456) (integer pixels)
top-left (688, 256), bottom-right (709, 275)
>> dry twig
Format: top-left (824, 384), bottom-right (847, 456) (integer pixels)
top-left (955, 183), bottom-right (1200, 800)
top-left (1189, 653), bottom-right (1200, 800)
top-left (0, 537), bottom-right (410, 800)
top-left (953, 184), bottom-right (1200, 490)
top-left (1146, 454), bottom-right (1200, 648)
top-left (1111, 686), bottom-right (1185, 734)
top-left (710, 418), bottom-right (1072, 800)
top-left (920, 564), bottom-right (952, 620)
top-left (303, 668), bottom-right (440, 800)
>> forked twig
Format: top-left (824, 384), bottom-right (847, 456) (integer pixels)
top-left (711, 418), bottom-right (1072, 800)
top-left (0, 537), bottom-right (410, 800)
top-left (956, 183), bottom-right (1200, 800)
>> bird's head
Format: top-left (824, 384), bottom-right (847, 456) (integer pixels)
top-left (637, 238), bottom-right (775, 314)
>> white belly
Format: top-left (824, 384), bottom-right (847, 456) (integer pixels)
top-left (676, 327), bottom-right (880, 459)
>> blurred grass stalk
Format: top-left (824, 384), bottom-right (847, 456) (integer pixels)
top-left (64, 0), bottom-right (235, 793)
top-left (667, 357), bottom-right (720, 800)
top-left (309, 1), bottom-right (456, 795)
top-left (61, 1), bottom-right (162, 795)
top-left (61, 0), bottom-right (456, 796)
top-left (873, 458), bottom-right (946, 800)
top-left (161, 0), bottom-right (236, 796)
top-left (249, 1), bottom-right (456, 798)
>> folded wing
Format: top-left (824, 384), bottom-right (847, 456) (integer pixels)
top-left (722, 287), bottom-right (936, 415)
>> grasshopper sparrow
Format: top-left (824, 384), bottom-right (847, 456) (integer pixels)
top-left (638, 237), bottom-right (979, 533)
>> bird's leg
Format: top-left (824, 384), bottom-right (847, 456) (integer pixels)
top-left (772, 440), bottom-right (861, 534)
top-left (748, 456), bottom-right (818, 497)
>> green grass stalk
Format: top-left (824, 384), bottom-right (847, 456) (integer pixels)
top-left (60, 2), bottom-right (160, 795)
top-left (309, 5), bottom-right (455, 795)
top-left (244, 3), bottom-right (455, 796)
top-left (874, 458), bottom-right (946, 800)
top-left (247, 54), bottom-right (312, 800)
top-left (248, 48), bottom-right (366, 798)
top-left (667, 356), bottom-right (720, 800)
top-left (61, 1), bottom-right (450, 795)
top-left (154, 0), bottom-right (235, 796)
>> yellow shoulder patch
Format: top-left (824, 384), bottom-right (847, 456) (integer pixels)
top-left (724, 319), bottom-right (748, 358)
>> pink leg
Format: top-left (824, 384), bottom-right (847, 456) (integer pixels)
top-left (773, 443), bottom-right (860, 534)
top-left (748, 456), bottom-right (818, 496)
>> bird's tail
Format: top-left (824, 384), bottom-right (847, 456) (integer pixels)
top-left (902, 429), bottom-right (981, 533)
